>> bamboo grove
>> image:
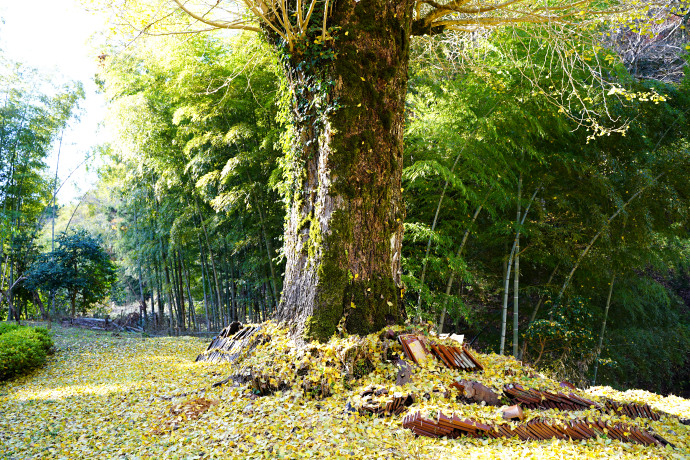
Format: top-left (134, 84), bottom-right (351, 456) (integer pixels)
top-left (94, 35), bottom-right (285, 333)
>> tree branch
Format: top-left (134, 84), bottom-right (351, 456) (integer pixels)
top-left (172, 0), bottom-right (261, 32)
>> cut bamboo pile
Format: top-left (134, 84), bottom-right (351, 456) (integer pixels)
top-left (430, 343), bottom-right (484, 371)
top-left (402, 411), bottom-right (491, 438)
top-left (195, 324), bottom-right (261, 363)
top-left (398, 334), bottom-right (431, 364)
top-left (402, 410), bottom-right (669, 446)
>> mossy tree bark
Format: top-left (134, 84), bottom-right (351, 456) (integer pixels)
top-left (275, 0), bottom-right (415, 340)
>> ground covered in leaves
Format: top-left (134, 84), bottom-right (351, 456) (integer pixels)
top-left (1, 322), bottom-right (689, 459)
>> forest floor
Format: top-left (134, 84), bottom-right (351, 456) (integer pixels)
top-left (0, 322), bottom-right (689, 459)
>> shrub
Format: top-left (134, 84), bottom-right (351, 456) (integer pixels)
top-left (523, 297), bottom-right (597, 385)
top-left (0, 327), bottom-right (54, 380)
top-left (0, 323), bottom-right (20, 335)
top-left (31, 327), bottom-right (54, 353)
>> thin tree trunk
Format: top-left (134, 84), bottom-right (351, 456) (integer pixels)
top-left (133, 208), bottom-right (148, 327)
top-left (512, 240), bottom-right (520, 357)
top-left (229, 255), bottom-right (237, 322)
top-left (70, 291), bottom-right (76, 319)
top-left (173, 250), bottom-right (186, 331)
top-left (242, 285), bottom-right (247, 324)
top-left (155, 261), bottom-right (164, 328)
top-left (2, 276), bottom-right (25, 324)
top-left (222, 244), bottom-right (231, 325)
top-left (262, 283), bottom-right (269, 320)
top-left (179, 251), bottom-right (187, 330)
top-left (146, 263), bottom-right (156, 325)
top-left (8, 269), bottom-right (15, 322)
top-left (34, 292), bottom-right (46, 320)
top-left (248, 176), bottom-right (280, 308)
top-left (7, 293), bottom-right (18, 324)
top-left (205, 251), bottom-right (217, 329)
top-left (48, 291), bottom-right (56, 330)
top-left (182, 256), bottom-right (196, 332)
top-left (261, 263), bottom-right (275, 317)
top-left (171, 254), bottom-right (180, 328)
top-left (163, 253), bottom-right (175, 334)
top-left (195, 198), bottom-right (224, 325)
top-left (49, 132), bottom-right (63, 333)
top-left (0, 255), bottom-right (8, 295)
top-left (592, 271), bottom-right (616, 386)
top-left (500, 254), bottom-right (512, 356)
top-left (0, 103), bottom-right (28, 287)
top-left (198, 237), bottom-right (211, 331)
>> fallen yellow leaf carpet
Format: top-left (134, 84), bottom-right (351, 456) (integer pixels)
top-left (0, 322), bottom-right (688, 459)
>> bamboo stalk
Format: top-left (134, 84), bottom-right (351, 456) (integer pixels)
top-left (436, 192), bottom-right (489, 333)
top-left (519, 263), bottom-right (559, 360)
top-left (415, 99), bottom-right (507, 322)
top-left (592, 271), bottom-right (615, 386)
top-left (195, 197), bottom-right (224, 325)
top-left (556, 173), bottom-right (663, 301)
top-left (512, 174), bottom-right (522, 358)
top-left (500, 185), bottom-right (540, 355)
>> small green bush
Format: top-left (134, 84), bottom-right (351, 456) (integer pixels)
top-left (0, 327), bottom-right (54, 381)
top-left (31, 327), bottom-right (54, 353)
top-left (0, 323), bottom-right (20, 335)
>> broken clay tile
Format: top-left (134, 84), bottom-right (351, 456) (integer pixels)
top-left (502, 404), bottom-right (524, 421)
top-left (399, 334), bottom-right (431, 364)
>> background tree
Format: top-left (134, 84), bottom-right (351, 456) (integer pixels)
top-left (26, 230), bottom-right (116, 318)
top-left (400, 29), bottom-right (690, 388)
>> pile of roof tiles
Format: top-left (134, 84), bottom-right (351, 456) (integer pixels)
top-left (504, 383), bottom-right (599, 411)
top-left (504, 383), bottom-right (661, 421)
top-left (195, 323), bottom-right (261, 363)
top-left (603, 399), bottom-right (661, 421)
top-left (356, 386), bottom-right (415, 416)
top-left (403, 411), bottom-right (491, 438)
top-left (399, 334), bottom-right (483, 371)
top-left (402, 410), bottom-right (669, 446)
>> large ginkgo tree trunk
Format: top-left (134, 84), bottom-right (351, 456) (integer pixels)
top-left (274, 1), bottom-right (415, 340)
